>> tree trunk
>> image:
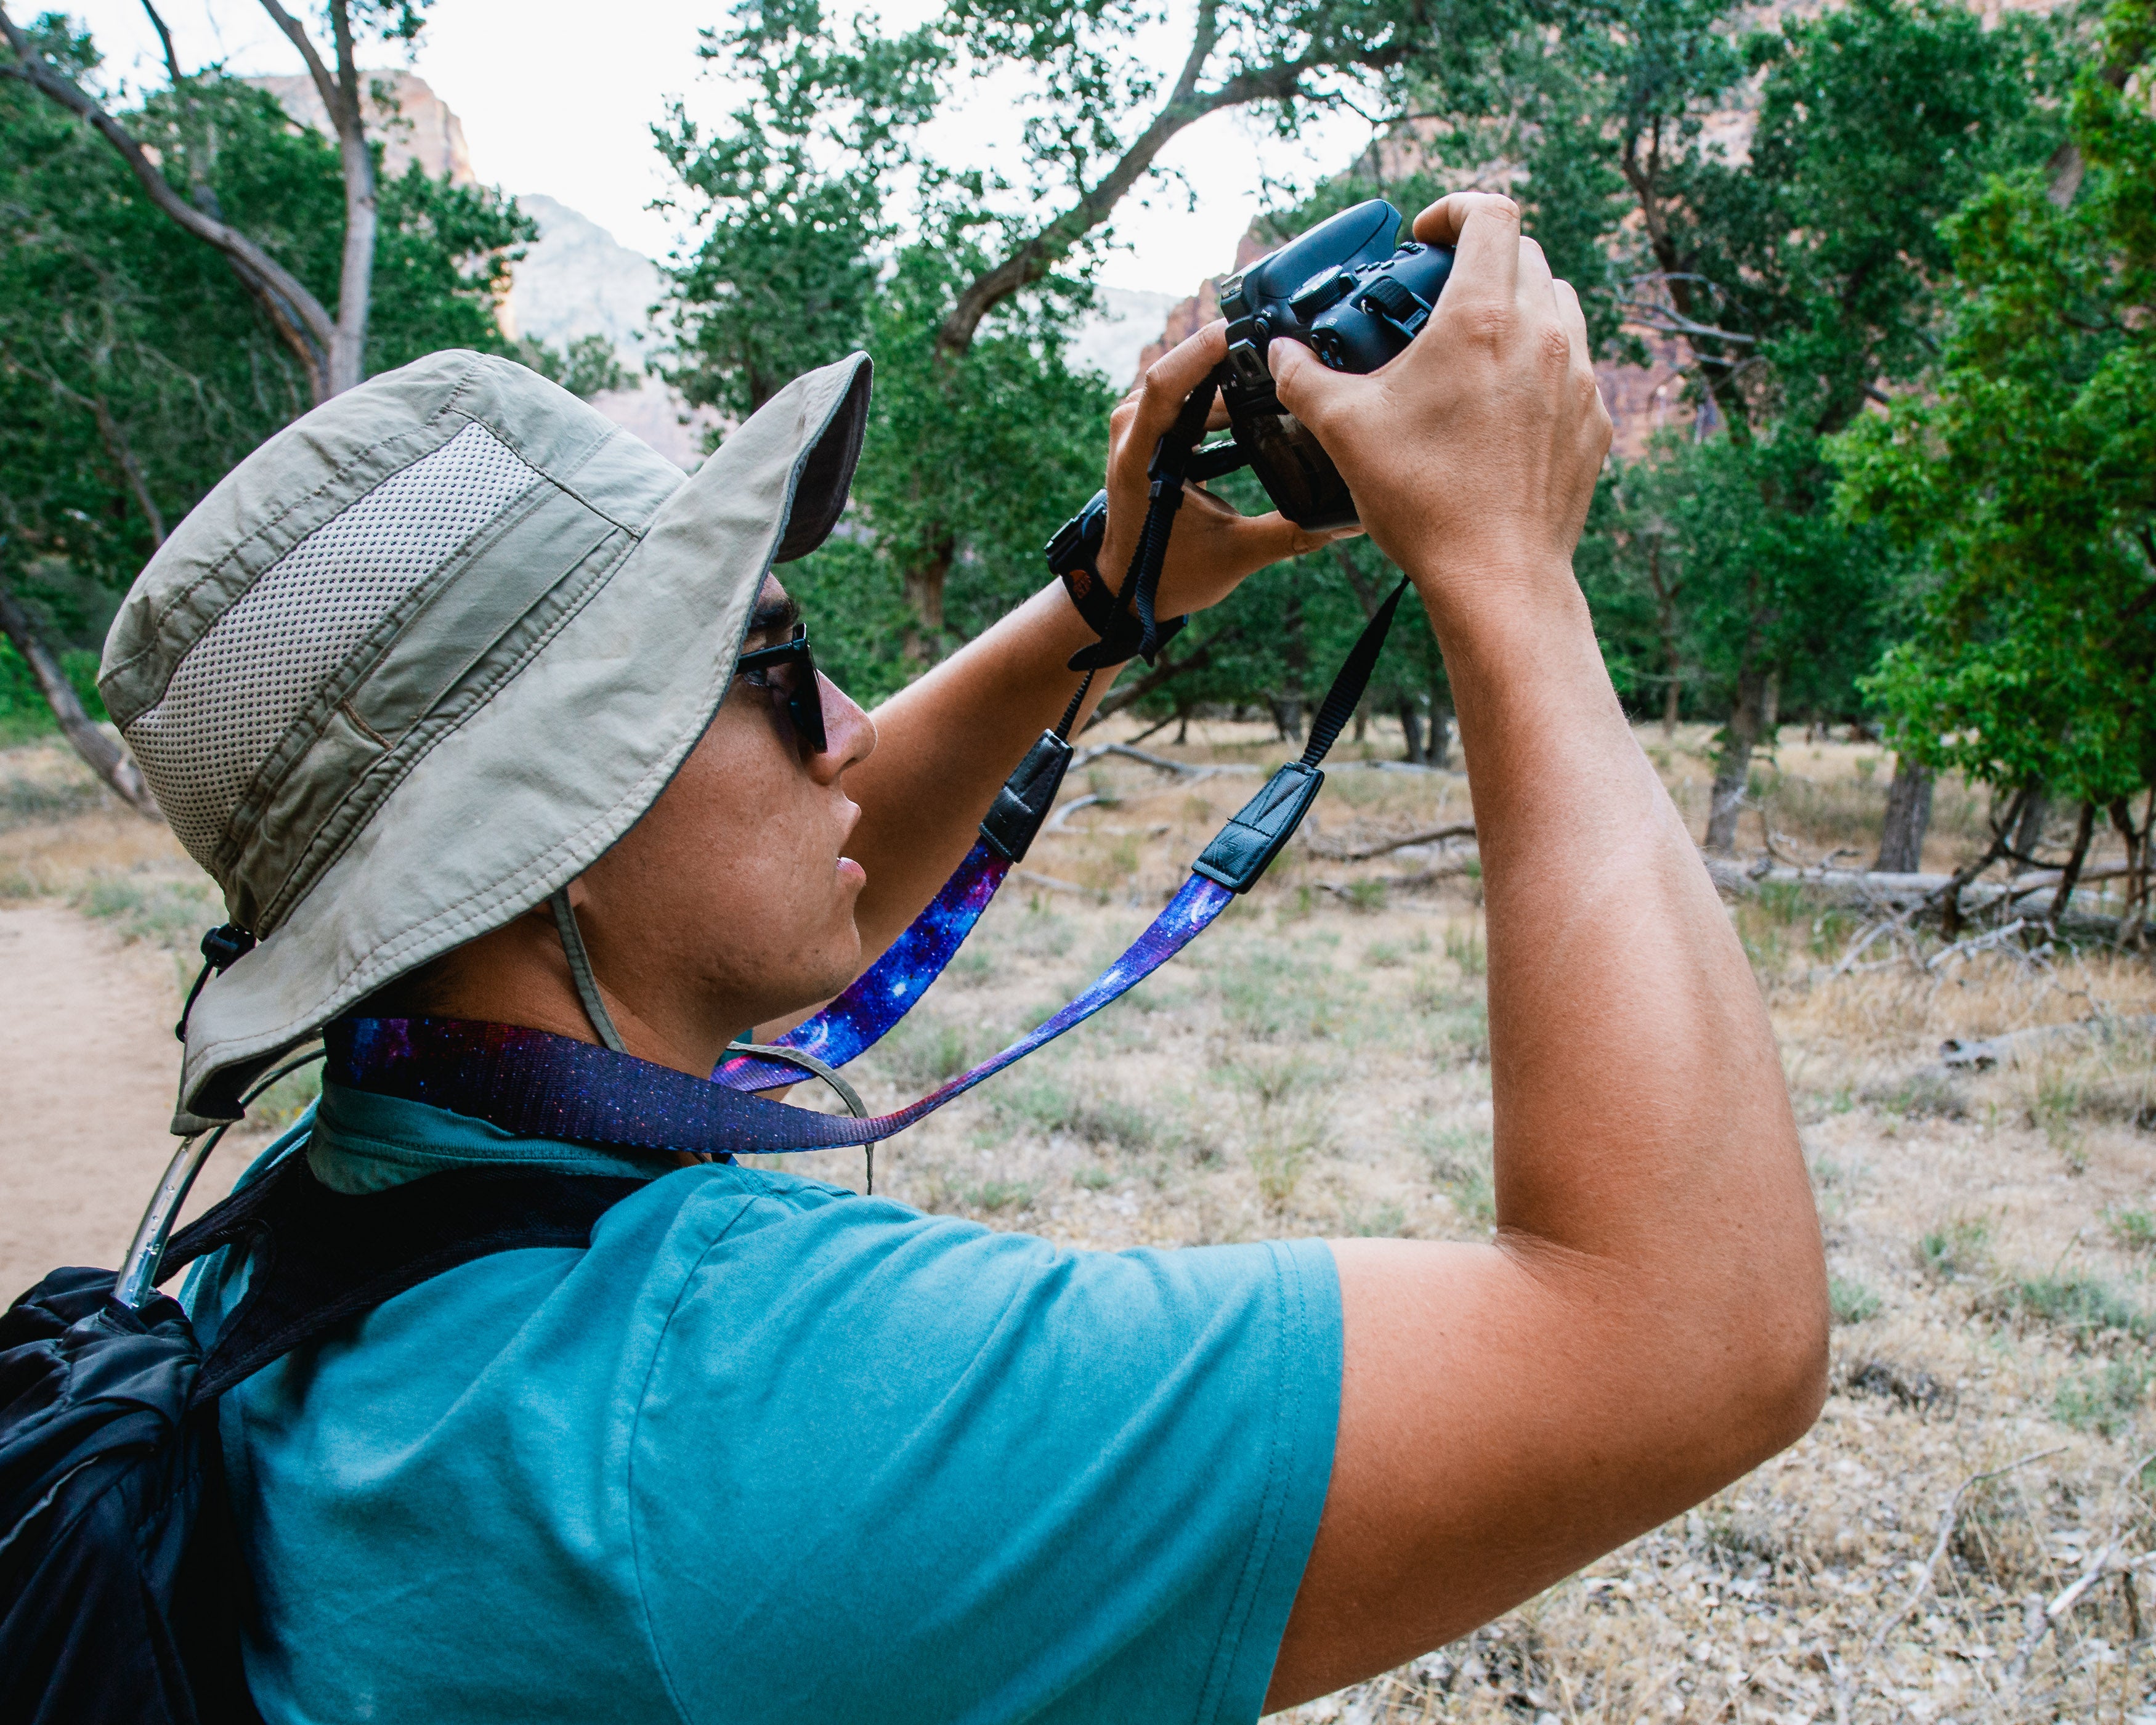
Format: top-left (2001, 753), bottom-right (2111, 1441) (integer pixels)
top-left (1704, 665), bottom-right (1770, 853)
top-left (2011, 785), bottom-right (2049, 872)
top-left (1398, 700), bottom-right (1425, 766)
top-left (258, 0), bottom-right (375, 395)
top-left (1875, 755), bottom-right (1934, 872)
top-left (1942, 782), bottom-right (2035, 940)
top-left (2110, 795), bottom-right (2150, 948)
top-left (1644, 534), bottom-right (1683, 737)
top-left (2048, 801), bottom-right (2097, 923)
top-left (0, 8), bottom-right (338, 399)
top-left (901, 538), bottom-right (953, 663)
top-left (0, 586), bottom-right (160, 818)
top-left (1268, 694), bottom-right (1303, 742)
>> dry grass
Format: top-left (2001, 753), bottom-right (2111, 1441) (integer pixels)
top-left (10, 716), bottom-right (2156, 1719)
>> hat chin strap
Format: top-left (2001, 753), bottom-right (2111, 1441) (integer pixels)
top-left (549, 888), bottom-right (628, 1055)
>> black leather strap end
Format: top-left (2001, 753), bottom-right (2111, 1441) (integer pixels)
top-left (979, 730), bottom-right (1075, 864)
top-left (1191, 763), bottom-right (1326, 893)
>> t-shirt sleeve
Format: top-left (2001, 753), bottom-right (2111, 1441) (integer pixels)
top-left (628, 1182), bottom-right (1343, 1725)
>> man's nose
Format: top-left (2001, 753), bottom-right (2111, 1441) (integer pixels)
top-left (808, 672), bottom-right (875, 782)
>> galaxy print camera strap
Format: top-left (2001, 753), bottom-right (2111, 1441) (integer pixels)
top-left (332, 578), bottom-right (1411, 1159)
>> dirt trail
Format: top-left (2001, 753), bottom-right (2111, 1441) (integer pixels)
top-left (0, 903), bottom-right (240, 1301)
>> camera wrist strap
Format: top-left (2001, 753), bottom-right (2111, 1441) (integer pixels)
top-left (332, 577), bottom-right (1411, 1158)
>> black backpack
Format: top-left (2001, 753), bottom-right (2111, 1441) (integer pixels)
top-left (0, 1148), bottom-right (642, 1724)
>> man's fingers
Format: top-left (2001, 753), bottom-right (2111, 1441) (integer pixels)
top-left (1267, 336), bottom-right (1353, 432)
top-left (1433, 195), bottom-right (1523, 309)
top-left (1552, 278), bottom-right (1592, 371)
top-left (1409, 191), bottom-right (1518, 250)
top-left (1127, 320), bottom-right (1229, 452)
top-left (1516, 234), bottom-right (1556, 300)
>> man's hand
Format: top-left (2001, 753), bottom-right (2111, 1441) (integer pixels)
top-left (1100, 320), bottom-right (1356, 622)
top-left (1266, 193), bottom-right (1610, 630)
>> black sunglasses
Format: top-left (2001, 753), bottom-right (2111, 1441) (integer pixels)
top-left (736, 623), bottom-right (827, 757)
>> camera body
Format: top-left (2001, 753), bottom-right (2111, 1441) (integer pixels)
top-left (1217, 199), bottom-right (1455, 530)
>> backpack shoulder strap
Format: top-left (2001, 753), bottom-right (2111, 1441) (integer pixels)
top-left (163, 1153), bottom-right (646, 1403)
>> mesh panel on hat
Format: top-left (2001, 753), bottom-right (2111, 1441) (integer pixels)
top-left (128, 422), bottom-right (544, 872)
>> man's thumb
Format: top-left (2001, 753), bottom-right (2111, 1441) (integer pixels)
top-left (1266, 338), bottom-right (1348, 428)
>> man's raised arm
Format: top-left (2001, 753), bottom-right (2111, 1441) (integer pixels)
top-left (1260, 194), bottom-right (1828, 1707)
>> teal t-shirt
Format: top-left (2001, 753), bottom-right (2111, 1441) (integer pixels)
top-left (187, 1082), bottom-right (1342, 1724)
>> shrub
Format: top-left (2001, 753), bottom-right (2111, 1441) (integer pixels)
top-left (1830, 1276), bottom-right (1881, 1325)
top-left (1989, 1275), bottom-right (2147, 1342)
top-left (2053, 1360), bottom-right (2151, 1437)
top-left (2105, 1206), bottom-right (2156, 1252)
top-left (965, 1179), bottom-right (1035, 1214)
top-left (1444, 923), bottom-right (1486, 978)
top-left (880, 1020), bottom-right (979, 1089)
top-left (1918, 1217), bottom-right (1990, 1280)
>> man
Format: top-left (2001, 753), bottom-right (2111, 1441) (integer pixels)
top-left (107, 193), bottom-right (1825, 1720)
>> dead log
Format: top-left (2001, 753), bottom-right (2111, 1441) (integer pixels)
top-left (1307, 822), bottom-right (1477, 862)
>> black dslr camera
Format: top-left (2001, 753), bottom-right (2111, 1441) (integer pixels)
top-left (1044, 198), bottom-right (1453, 668)
top-left (1217, 198), bottom-right (1455, 530)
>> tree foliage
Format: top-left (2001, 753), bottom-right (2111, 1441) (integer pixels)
top-left (0, 17), bottom-right (541, 665)
top-left (1499, 0), bottom-right (2063, 836)
top-left (1836, 0), bottom-right (2156, 818)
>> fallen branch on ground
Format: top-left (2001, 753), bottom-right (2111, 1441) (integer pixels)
top-left (1838, 1448), bottom-right (2062, 1719)
top-left (1313, 860), bottom-right (1478, 898)
top-left (1069, 742), bottom-right (1262, 781)
top-left (1937, 1013), bottom-right (2156, 1070)
top-left (1707, 856), bottom-right (2141, 915)
top-left (1043, 794), bottom-right (1105, 834)
top-left (1307, 822), bottom-right (1477, 862)
top-left (2004, 1447), bottom-right (2156, 1686)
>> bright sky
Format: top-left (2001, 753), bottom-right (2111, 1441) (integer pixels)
top-left (62, 0), bottom-right (1375, 295)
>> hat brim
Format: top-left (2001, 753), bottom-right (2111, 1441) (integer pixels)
top-left (175, 354), bottom-right (873, 1127)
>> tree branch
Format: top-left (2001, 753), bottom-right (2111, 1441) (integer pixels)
top-left (0, 6), bottom-right (334, 398)
top-left (0, 582), bottom-right (161, 818)
top-left (1085, 633), bottom-right (1230, 728)
top-left (249, 0), bottom-right (374, 394)
top-left (138, 0), bottom-right (184, 91)
top-left (252, 0), bottom-right (344, 129)
top-left (933, 0), bottom-right (1335, 361)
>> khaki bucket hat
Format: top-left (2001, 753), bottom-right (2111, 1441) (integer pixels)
top-left (100, 347), bottom-right (873, 1131)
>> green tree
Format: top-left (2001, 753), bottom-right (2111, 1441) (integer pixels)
top-left (1514, 0), bottom-right (2061, 847)
top-left (1, 0), bottom-right (447, 400)
top-left (1836, 0), bottom-right (2156, 932)
top-left (0, 20), bottom-right (546, 802)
